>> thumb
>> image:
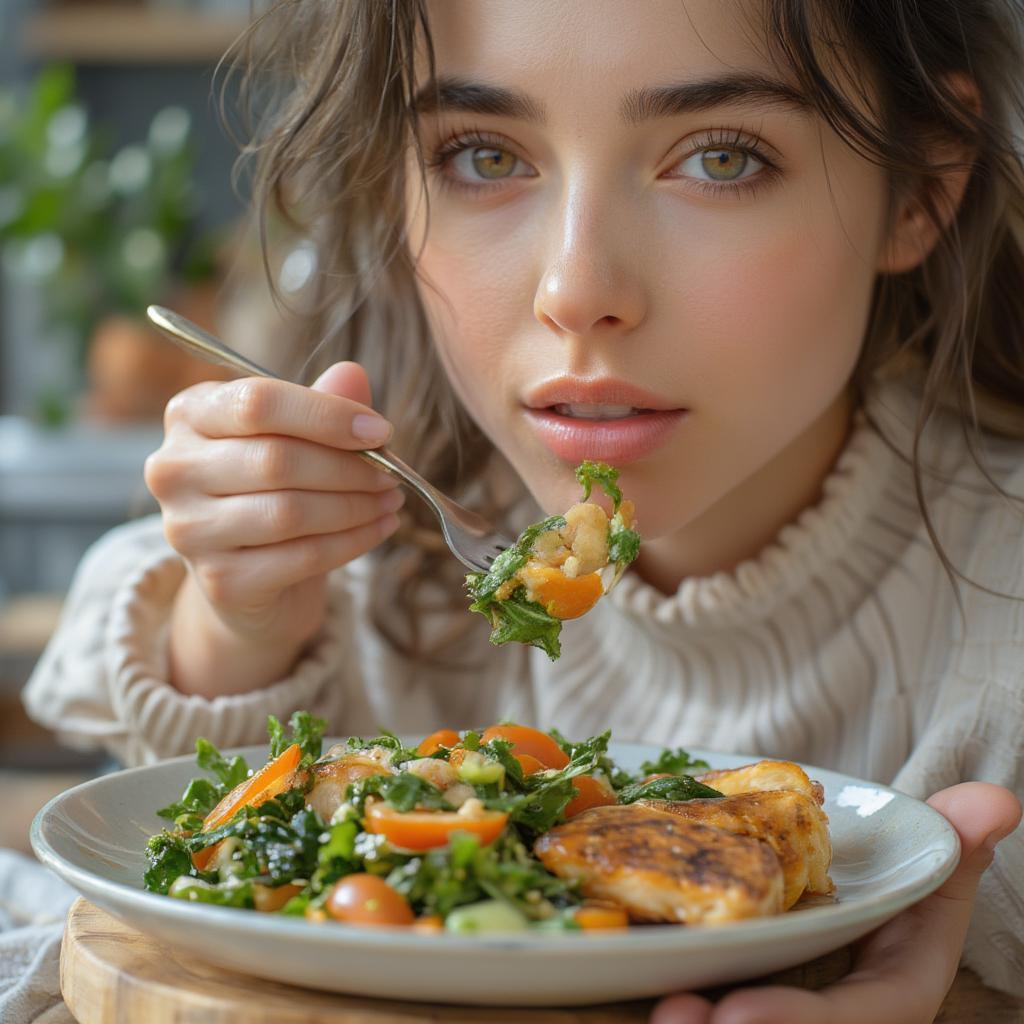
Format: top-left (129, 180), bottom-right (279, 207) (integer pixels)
top-left (927, 782), bottom-right (1021, 902)
top-left (311, 361), bottom-right (374, 408)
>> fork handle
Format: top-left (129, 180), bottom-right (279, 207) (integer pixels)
top-left (146, 305), bottom-right (457, 526)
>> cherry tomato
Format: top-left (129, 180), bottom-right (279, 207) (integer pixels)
top-left (412, 914), bottom-right (444, 933)
top-left (326, 874), bottom-right (414, 926)
top-left (481, 724), bottom-right (569, 769)
top-left (417, 729), bottom-right (461, 756)
top-left (365, 802), bottom-right (509, 850)
top-left (564, 774), bottom-right (617, 818)
top-left (574, 903), bottom-right (629, 929)
top-left (192, 743), bottom-right (302, 871)
top-left (520, 565), bottom-right (604, 619)
top-left (514, 753), bottom-right (546, 776)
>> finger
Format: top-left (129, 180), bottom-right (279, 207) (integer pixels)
top-left (168, 488), bottom-right (405, 553)
top-left (189, 437), bottom-right (401, 497)
top-left (650, 992), bottom-right (714, 1023)
top-left (311, 360), bottom-right (373, 408)
top-left (194, 513), bottom-right (401, 605)
top-left (926, 782), bottom-right (1022, 902)
top-left (705, 784), bottom-right (1024, 1024)
top-left (167, 375), bottom-right (393, 450)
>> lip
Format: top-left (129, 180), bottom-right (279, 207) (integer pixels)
top-left (524, 377), bottom-right (680, 412)
top-left (524, 408), bottom-right (686, 464)
top-left (522, 378), bottom-right (687, 465)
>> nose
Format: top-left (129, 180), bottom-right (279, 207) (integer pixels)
top-left (533, 191), bottom-right (648, 339)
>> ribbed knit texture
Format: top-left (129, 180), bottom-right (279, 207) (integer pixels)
top-left (22, 376), bottom-right (1024, 994)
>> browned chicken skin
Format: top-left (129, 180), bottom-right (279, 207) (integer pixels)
top-left (534, 804), bottom-right (785, 925)
top-left (697, 760), bottom-right (825, 806)
top-left (639, 790), bottom-right (833, 909)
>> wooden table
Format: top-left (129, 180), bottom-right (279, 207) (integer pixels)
top-left (61, 899), bottom-right (1024, 1023)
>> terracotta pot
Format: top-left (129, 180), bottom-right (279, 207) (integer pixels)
top-left (85, 284), bottom-right (234, 422)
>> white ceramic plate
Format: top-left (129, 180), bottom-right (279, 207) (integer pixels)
top-left (32, 741), bottom-right (959, 1007)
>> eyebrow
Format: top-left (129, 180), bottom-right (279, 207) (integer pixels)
top-left (413, 78), bottom-right (547, 123)
top-left (622, 73), bottom-right (810, 124)
top-left (412, 72), bottom-right (810, 125)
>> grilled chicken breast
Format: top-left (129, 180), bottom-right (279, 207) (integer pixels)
top-left (534, 804), bottom-right (785, 925)
top-left (639, 790), bottom-right (833, 909)
top-left (697, 760), bottom-right (825, 806)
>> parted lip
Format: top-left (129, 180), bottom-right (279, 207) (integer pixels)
top-left (523, 377), bottom-right (683, 412)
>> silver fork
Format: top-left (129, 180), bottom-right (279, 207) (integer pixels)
top-left (146, 305), bottom-right (515, 572)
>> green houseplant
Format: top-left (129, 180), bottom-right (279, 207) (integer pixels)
top-left (0, 65), bottom-right (216, 423)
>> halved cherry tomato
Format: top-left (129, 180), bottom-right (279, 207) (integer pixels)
top-left (192, 743), bottom-right (302, 871)
top-left (252, 881), bottom-right (303, 913)
top-left (417, 729), bottom-right (461, 756)
top-left (365, 801), bottom-right (509, 850)
top-left (564, 774), bottom-right (617, 818)
top-left (514, 753), bottom-right (546, 776)
top-left (574, 903), bottom-right (629, 929)
top-left (412, 914), bottom-right (444, 934)
top-left (481, 724), bottom-right (569, 769)
top-left (520, 565), bottom-right (604, 620)
top-left (326, 874), bottom-right (414, 926)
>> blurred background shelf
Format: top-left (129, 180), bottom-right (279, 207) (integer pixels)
top-left (22, 5), bottom-right (250, 64)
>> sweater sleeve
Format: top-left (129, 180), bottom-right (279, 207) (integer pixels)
top-left (891, 470), bottom-right (1024, 999)
top-left (892, 669), bottom-right (1024, 997)
top-left (21, 515), bottom-right (351, 766)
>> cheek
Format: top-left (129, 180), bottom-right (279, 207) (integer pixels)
top-left (678, 188), bottom-right (883, 434)
top-left (413, 234), bottom-right (526, 435)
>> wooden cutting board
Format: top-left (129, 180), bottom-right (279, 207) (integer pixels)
top-left (60, 899), bottom-right (1022, 1023)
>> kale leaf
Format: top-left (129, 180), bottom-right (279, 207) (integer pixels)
top-left (342, 730), bottom-right (422, 765)
top-left (638, 746), bottom-right (710, 778)
top-left (143, 832), bottom-right (194, 894)
top-left (617, 775), bottom-right (723, 804)
top-left (195, 738), bottom-right (249, 790)
top-left (607, 524), bottom-right (641, 565)
top-left (346, 771), bottom-right (451, 814)
top-left (268, 710), bottom-right (327, 762)
top-left (474, 592), bottom-right (563, 661)
top-left (384, 831), bottom-right (577, 919)
top-left (575, 461), bottom-right (623, 511)
top-left (156, 738), bottom-right (249, 825)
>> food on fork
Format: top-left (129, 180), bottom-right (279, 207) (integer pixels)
top-left (465, 461), bottom-right (641, 659)
top-left (144, 713), bottom-right (833, 932)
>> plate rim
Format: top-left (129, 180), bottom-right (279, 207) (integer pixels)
top-left (30, 741), bottom-right (961, 955)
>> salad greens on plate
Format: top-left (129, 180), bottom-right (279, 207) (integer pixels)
top-left (145, 712), bottom-right (715, 932)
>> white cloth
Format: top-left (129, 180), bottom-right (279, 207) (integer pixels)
top-left (21, 376), bottom-right (1024, 996)
top-left (0, 850), bottom-right (76, 1024)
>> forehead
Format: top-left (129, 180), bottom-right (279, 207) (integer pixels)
top-left (420, 0), bottom-right (777, 91)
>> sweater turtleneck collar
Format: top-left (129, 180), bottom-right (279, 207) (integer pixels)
top-left (606, 379), bottom-right (926, 632)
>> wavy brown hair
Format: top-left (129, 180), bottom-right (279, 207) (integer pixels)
top-left (222, 0), bottom-right (1024, 656)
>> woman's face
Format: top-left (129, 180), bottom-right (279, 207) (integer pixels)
top-left (407, 0), bottom-right (889, 571)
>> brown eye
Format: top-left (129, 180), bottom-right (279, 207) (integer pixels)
top-left (700, 148), bottom-right (749, 181)
top-left (471, 147), bottom-right (518, 179)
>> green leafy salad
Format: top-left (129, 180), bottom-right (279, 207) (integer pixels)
top-left (466, 461), bottom-right (642, 661)
top-left (144, 712), bottom-right (720, 933)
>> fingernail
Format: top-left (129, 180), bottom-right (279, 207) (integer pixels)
top-left (352, 414), bottom-right (392, 444)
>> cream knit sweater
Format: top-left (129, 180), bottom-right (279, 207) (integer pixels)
top-left (22, 379), bottom-right (1024, 995)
